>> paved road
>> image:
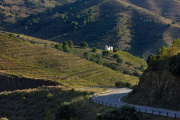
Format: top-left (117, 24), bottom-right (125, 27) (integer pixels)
top-left (92, 88), bottom-right (180, 118)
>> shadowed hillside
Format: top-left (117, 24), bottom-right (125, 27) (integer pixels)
top-left (122, 0), bottom-right (180, 20)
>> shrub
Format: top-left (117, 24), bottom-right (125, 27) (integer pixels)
top-left (146, 55), bottom-right (160, 71)
top-left (83, 52), bottom-right (90, 60)
top-left (125, 82), bottom-right (132, 88)
top-left (71, 88), bottom-right (75, 93)
top-left (45, 110), bottom-right (53, 120)
top-left (92, 47), bottom-right (97, 52)
top-left (96, 104), bottom-right (142, 120)
top-left (125, 61), bottom-right (132, 66)
top-left (168, 53), bottom-right (180, 76)
top-left (113, 48), bottom-right (118, 53)
top-left (115, 81), bottom-right (125, 87)
top-left (47, 93), bottom-right (53, 99)
top-left (30, 41), bottom-right (35, 44)
top-left (64, 46), bottom-right (71, 53)
top-left (132, 71), bottom-right (141, 77)
top-left (90, 57), bottom-right (96, 62)
top-left (113, 54), bottom-right (120, 60)
top-left (102, 50), bottom-right (110, 58)
top-left (96, 54), bottom-right (102, 59)
top-left (123, 70), bottom-right (131, 75)
top-left (54, 43), bottom-right (63, 50)
top-left (80, 42), bottom-right (88, 49)
top-left (111, 65), bottom-right (119, 71)
top-left (9, 33), bottom-right (16, 38)
top-left (55, 102), bottom-right (76, 120)
top-left (117, 57), bottom-right (123, 65)
top-left (84, 95), bottom-right (90, 99)
top-left (95, 59), bottom-right (103, 65)
top-left (68, 40), bottom-right (73, 50)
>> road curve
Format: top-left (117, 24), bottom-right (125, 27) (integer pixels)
top-left (92, 88), bottom-right (180, 118)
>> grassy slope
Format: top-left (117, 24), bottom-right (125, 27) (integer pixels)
top-left (4, 30), bottom-right (147, 77)
top-left (71, 46), bottom-right (147, 75)
top-left (0, 33), bottom-right (139, 86)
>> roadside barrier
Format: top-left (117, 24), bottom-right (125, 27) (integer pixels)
top-left (91, 97), bottom-right (179, 118)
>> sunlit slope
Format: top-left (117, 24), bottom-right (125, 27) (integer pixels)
top-left (0, 33), bottom-right (138, 86)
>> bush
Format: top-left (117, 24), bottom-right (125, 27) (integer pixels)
top-left (115, 81), bottom-right (125, 87)
top-left (146, 55), bottom-right (160, 71)
top-left (83, 51), bottom-right (90, 60)
top-left (64, 46), bottom-right (71, 53)
top-left (9, 33), bottom-right (16, 38)
top-left (125, 61), bottom-right (132, 66)
top-left (55, 102), bottom-right (76, 120)
top-left (84, 95), bottom-right (90, 99)
top-left (47, 93), bottom-right (53, 99)
top-left (54, 43), bottom-right (63, 50)
top-left (123, 70), bottom-right (131, 75)
top-left (96, 104), bottom-right (142, 120)
top-left (71, 88), bottom-right (75, 93)
top-left (117, 57), bottom-right (123, 65)
top-left (113, 48), bottom-right (118, 53)
top-left (102, 50), bottom-right (110, 58)
top-left (113, 54), bottom-right (120, 60)
top-left (90, 57), bottom-right (96, 62)
top-left (92, 47), bottom-right (97, 52)
top-left (80, 42), bottom-right (88, 49)
top-left (168, 53), bottom-right (180, 76)
top-left (125, 82), bottom-right (132, 88)
top-left (68, 40), bottom-right (73, 50)
top-left (132, 71), bottom-right (141, 77)
top-left (111, 65), bottom-right (119, 71)
top-left (95, 59), bottom-right (103, 65)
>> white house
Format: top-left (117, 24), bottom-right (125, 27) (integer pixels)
top-left (105, 45), bottom-right (113, 50)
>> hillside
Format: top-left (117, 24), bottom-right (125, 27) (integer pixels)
top-left (122, 39), bottom-right (180, 110)
top-left (1, 0), bottom-right (180, 58)
top-left (0, 33), bottom-right (139, 86)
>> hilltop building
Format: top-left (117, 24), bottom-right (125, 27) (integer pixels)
top-left (105, 45), bottom-right (113, 50)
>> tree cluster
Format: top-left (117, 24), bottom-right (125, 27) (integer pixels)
top-left (54, 40), bottom-right (73, 53)
top-left (147, 38), bottom-right (180, 75)
top-left (115, 81), bottom-right (132, 88)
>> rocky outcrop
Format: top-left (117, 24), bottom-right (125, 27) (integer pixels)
top-left (126, 66), bottom-right (180, 110)
top-left (0, 73), bottom-right (61, 92)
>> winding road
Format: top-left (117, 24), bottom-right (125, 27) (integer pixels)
top-left (92, 88), bottom-right (180, 118)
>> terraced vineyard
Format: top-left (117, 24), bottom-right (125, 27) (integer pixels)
top-left (0, 33), bottom-right (138, 86)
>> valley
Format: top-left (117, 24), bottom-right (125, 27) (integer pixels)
top-left (1, 0), bottom-right (180, 120)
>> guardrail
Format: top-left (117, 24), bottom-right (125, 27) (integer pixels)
top-left (91, 99), bottom-right (178, 118)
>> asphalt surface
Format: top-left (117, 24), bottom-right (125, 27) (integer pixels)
top-left (92, 88), bottom-right (180, 118)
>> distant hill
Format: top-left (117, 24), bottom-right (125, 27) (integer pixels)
top-left (1, 0), bottom-right (180, 58)
top-left (122, 0), bottom-right (180, 20)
